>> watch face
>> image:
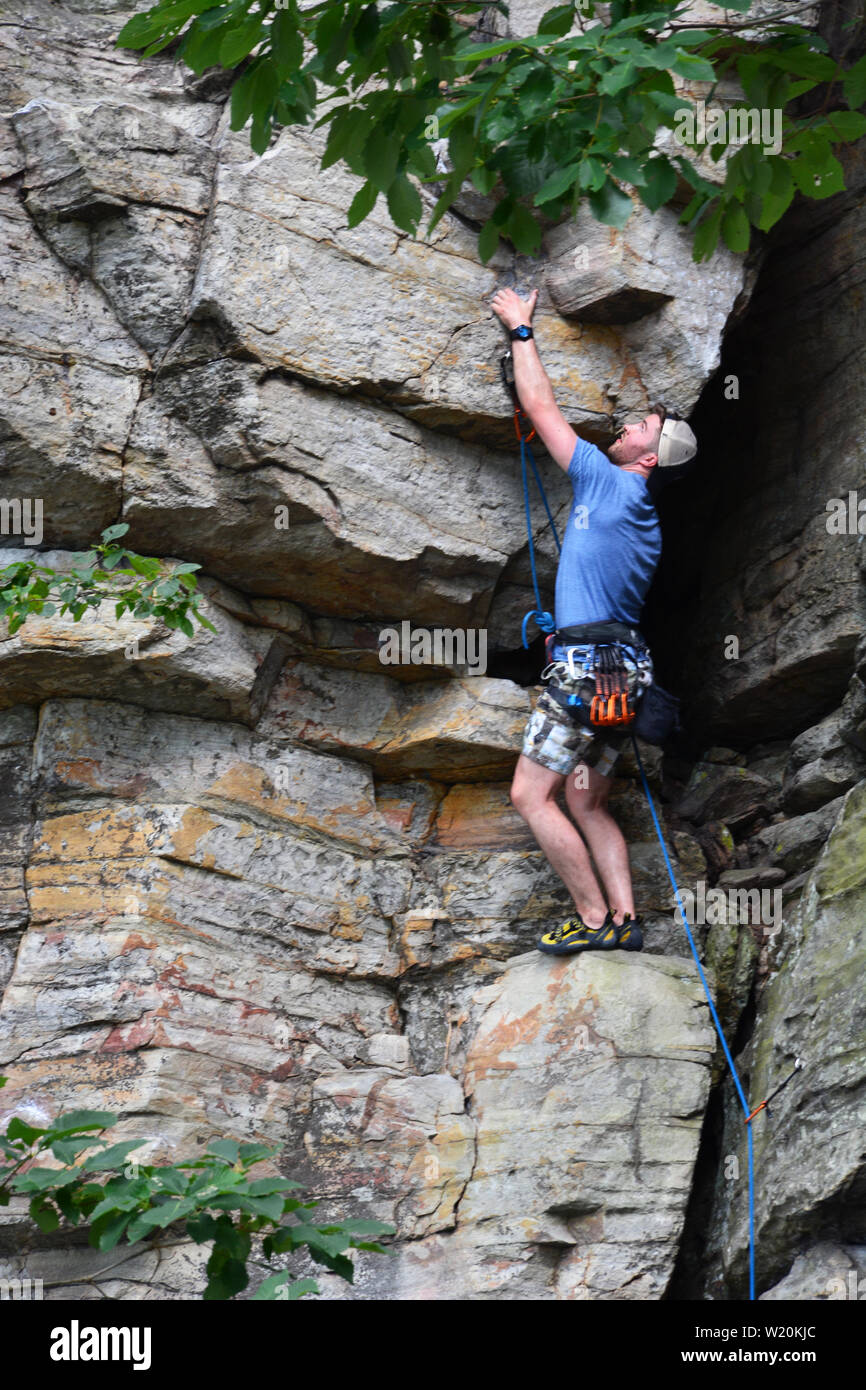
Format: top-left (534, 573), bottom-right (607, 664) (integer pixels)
top-left (514, 326), bottom-right (531, 337)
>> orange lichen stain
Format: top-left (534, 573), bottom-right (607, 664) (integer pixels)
top-left (465, 1001), bottom-right (545, 1088)
top-left (120, 932), bottom-right (158, 956)
top-left (448, 943), bottom-right (478, 962)
top-left (169, 807), bottom-right (218, 866)
top-left (54, 758), bottom-right (102, 787)
top-left (101, 1017), bottom-right (157, 1052)
top-left (239, 1003), bottom-right (270, 1021)
top-left (267, 1061), bottom-right (296, 1082)
top-left (333, 921), bottom-right (363, 942)
top-left (378, 801), bottom-right (414, 834)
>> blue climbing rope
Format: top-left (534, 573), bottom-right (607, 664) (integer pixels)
top-left (630, 733), bottom-right (757, 1301)
top-left (519, 430), bottom-right (562, 648)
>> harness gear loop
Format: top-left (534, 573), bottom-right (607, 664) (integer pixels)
top-left (501, 350), bottom-right (561, 648)
top-left (587, 643), bottom-right (637, 728)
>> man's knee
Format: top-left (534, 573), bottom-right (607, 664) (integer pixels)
top-left (510, 757), bottom-right (559, 820)
top-left (567, 763), bottom-right (610, 816)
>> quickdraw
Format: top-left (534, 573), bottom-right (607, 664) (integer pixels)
top-left (745, 1058), bottom-right (804, 1124)
top-left (589, 643), bottom-right (636, 728)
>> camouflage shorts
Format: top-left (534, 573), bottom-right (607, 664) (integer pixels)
top-left (520, 646), bottom-right (650, 779)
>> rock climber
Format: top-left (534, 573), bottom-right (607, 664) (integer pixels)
top-left (490, 284), bottom-right (697, 956)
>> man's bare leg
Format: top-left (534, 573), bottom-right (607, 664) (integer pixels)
top-left (565, 761), bottom-right (635, 925)
top-left (510, 754), bottom-right (609, 927)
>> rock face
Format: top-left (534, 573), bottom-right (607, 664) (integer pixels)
top-left (1, 0), bottom-right (865, 1303)
top-left (697, 780), bottom-right (866, 1298)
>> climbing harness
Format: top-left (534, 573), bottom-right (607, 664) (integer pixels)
top-left (500, 356), bottom-right (805, 1296)
top-left (500, 350), bottom-right (561, 649)
top-left (631, 733), bottom-right (805, 1301)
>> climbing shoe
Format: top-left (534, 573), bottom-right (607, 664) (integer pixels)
top-left (537, 910), bottom-right (619, 955)
top-left (616, 913), bottom-right (644, 952)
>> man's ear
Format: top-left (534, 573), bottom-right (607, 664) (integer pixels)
top-left (639, 453), bottom-right (659, 471)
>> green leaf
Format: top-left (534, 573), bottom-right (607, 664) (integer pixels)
top-left (533, 162), bottom-right (580, 206)
top-left (448, 117), bottom-right (475, 177)
top-left (186, 1213), bottom-right (219, 1242)
top-left (692, 201), bottom-right (722, 262)
top-left (6, 1117), bottom-right (44, 1145)
top-left (471, 165), bottom-right (498, 196)
top-left (346, 179), bottom-right (375, 227)
top-left (608, 154), bottom-right (647, 188)
top-left (336, 1217), bottom-right (396, 1236)
top-left (352, 3), bottom-right (380, 53)
top-left (503, 202), bottom-right (541, 254)
top-left (537, 5), bottom-right (577, 38)
top-left (220, 18), bottom-right (263, 68)
top-left (671, 51), bottom-right (715, 83)
top-left (425, 170), bottom-right (462, 234)
top-left (765, 44), bottom-right (837, 82)
top-left (204, 1256), bottom-right (249, 1299)
top-left (82, 1140), bottom-right (148, 1172)
top-left (271, 10), bottom-right (303, 72)
top-left (843, 53), bottom-right (866, 109)
top-left (477, 217), bottom-right (500, 264)
top-left (578, 157), bottom-right (606, 191)
top-left (92, 1211), bottom-right (132, 1252)
top-left (819, 110), bottom-right (866, 143)
top-left (453, 34), bottom-right (549, 63)
top-left (30, 1194), bottom-right (60, 1234)
top-left (50, 1136), bottom-right (103, 1164)
top-left (100, 524), bottom-right (130, 544)
top-left (640, 156), bottom-right (677, 211)
top-left (720, 199), bottom-right (750, 253)
top-left (791, 144), bottom-right (845, 199)
top-left (240, 1153), bottom-right (293, 1176)
top-left (363, 124), bottom-right (401, 192)
top-left (180, 12), bottom-right (237, 73)
top-left (600, 61), bottom-right (636, 96)
top-left (207, 1138), bottom-right (240, 1163)
top-left (386, 172), bottom-right (422, 233)
top-left (756, 157), bottom-right (794, 231)
top-left (254, 1273), bottom-right (320, 1300)
top-left (250, 114), bottom-right (272, 156)
top-left (588, 178), bottom-right (633, 229)
top-left (116, 13), bottom-right (170, 50)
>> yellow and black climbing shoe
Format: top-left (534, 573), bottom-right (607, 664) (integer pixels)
top-left (616, 913), bottom-right (644, 952)
top-left (537, 911), bottom-right (619, 955)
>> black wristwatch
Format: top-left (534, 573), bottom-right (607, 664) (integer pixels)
top-left (510, 324), bottom-right (534, 341)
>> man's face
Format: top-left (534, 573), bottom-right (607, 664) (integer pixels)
top-left (608, 412), bottom-right (663, 468)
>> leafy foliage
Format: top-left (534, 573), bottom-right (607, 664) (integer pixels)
top-left (0, 1083), bottom-right (394, 1300)
top-left (115, 1), bottom-right (866, 262)
top-left (0, 523), bottom-right (217, 639)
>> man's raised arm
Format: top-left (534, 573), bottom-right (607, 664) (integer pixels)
top-left (490, 287), bottom-right (578, 473)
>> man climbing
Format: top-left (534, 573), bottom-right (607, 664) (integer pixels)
top-left (490, 284), bottom-right (697, 956)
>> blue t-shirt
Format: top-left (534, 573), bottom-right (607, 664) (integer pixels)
top-left (553, 437), bottom-right (661, 660)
